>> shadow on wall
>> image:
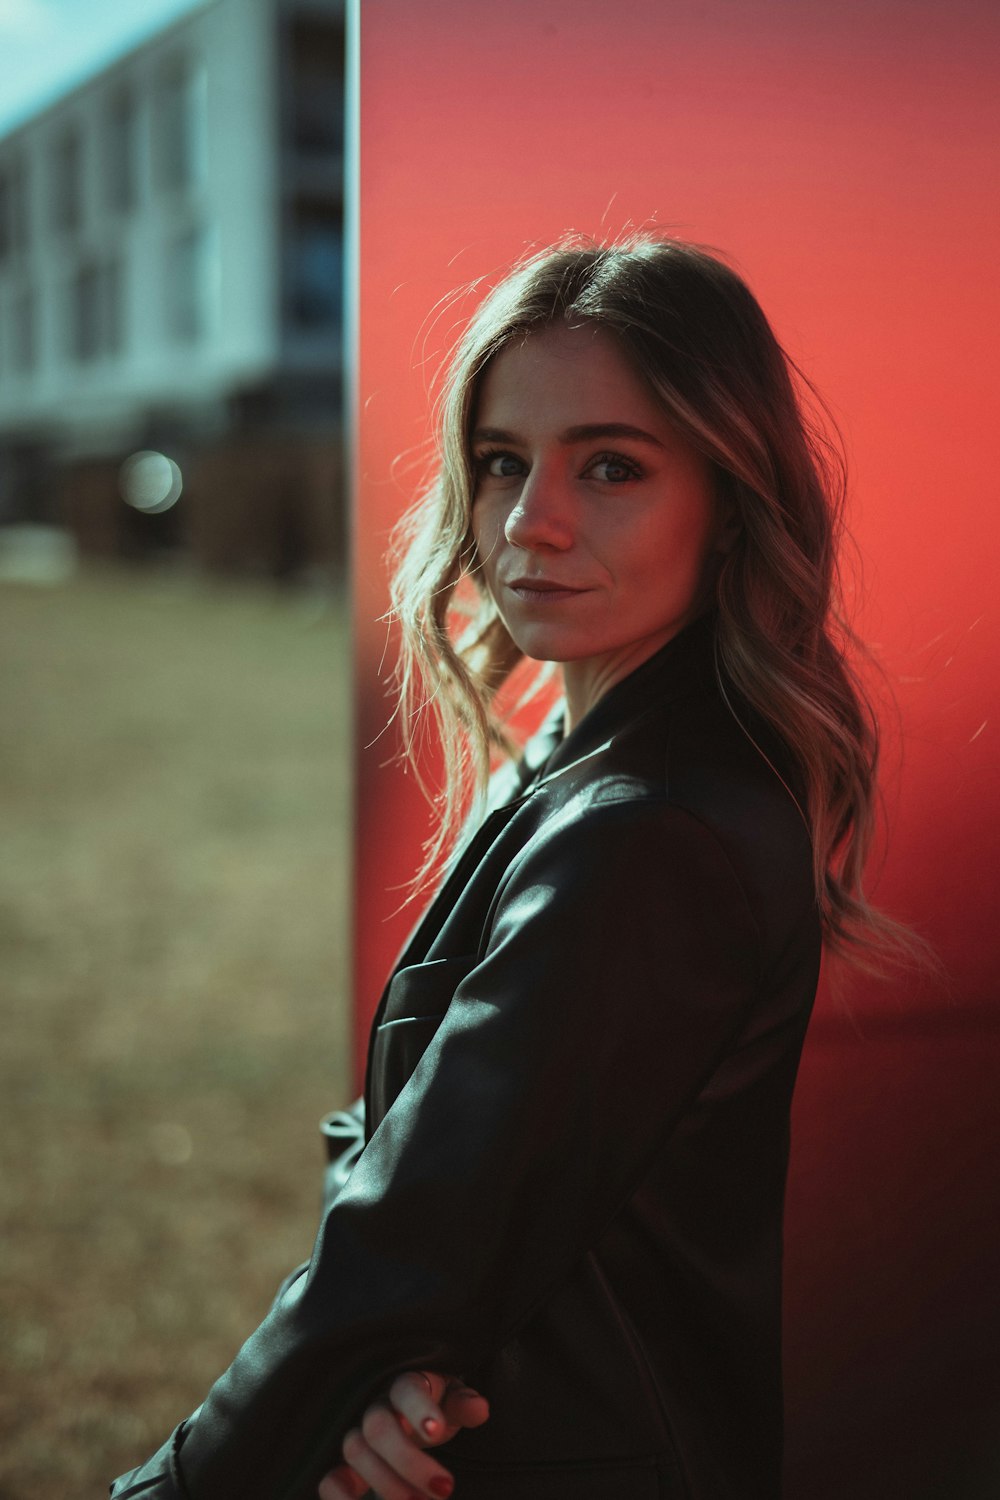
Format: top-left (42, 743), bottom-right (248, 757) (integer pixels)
top-left (784, 1010), bottom-right (1000, 1500)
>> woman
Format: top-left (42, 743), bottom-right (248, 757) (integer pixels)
top-left (111, 234), bottom-right (912, 1500)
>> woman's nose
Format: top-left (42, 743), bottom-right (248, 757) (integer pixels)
top-left (503, 469), bottom-right (574, 551)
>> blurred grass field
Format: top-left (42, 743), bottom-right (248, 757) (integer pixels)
top-left (0, 563), bottom-right (351, 1498)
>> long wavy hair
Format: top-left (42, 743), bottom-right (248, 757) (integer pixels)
top-left (388, 231), bottom-right (916, 969)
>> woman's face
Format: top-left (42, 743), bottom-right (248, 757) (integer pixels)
top-left (469, 322), bottom-right (732, 723)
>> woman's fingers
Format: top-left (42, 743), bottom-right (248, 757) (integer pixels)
top-left (325, 1400), bottom-right (455, 1500)
top-left (440, 1383), bottom-right (490, 1431)
top-left (317, 1370), bottom-right (490, 1499)
top-left (386, 1370), bottom-right (449, 1444)
top-left (388, 1370), bottom-right (490, 1446)
top-left (318, 1464), bottom-right (369, 1499)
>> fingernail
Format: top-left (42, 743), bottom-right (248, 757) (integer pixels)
top-left (421, 1416), bottom-right (441, 1437)
top-left (428, 1478), bottom-right (454, 1498)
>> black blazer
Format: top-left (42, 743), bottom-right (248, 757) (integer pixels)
top-left (110, 613), bottom-right (821, 1500)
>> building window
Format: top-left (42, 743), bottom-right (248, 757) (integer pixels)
top-left (163, 224), bottom-right (212, 342)
top-left (289, 17), bottom-right (344, 155)
top-left (104, 86), bottom-right (139, 213)
top-left (13, 288), bottom-right (36, 372)
top-left (50, 123), bottom-right (84, 235)
top-left (68, 257), bottom-right (123, 361)
top-left (287, 201), bottom-right (342, 331)
top-left (155, 56), bottom-right (206, 195)
top-left (12, 154), bottom-right (30, 255)
top-left (0, 165), bottom-right (10, 263)
top-left (1, 152), bottom-right (31, 261)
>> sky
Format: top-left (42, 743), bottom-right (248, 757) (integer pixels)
top-left (0, 0), bottom-right (210, 134)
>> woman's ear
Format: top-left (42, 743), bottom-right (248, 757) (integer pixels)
top-left (709, 469), bottom-right (742, 555)
top-left (714, 495), bottom-right (742, 555)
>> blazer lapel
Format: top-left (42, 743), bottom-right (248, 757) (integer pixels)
top-left (363, 611), bottom-right (720, 1133)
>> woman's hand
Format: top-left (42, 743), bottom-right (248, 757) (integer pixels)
top-left (319, 1369), bottom-right (489, 1500)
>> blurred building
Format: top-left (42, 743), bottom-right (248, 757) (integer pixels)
top-left (0, 0), bottom-right (345, 580)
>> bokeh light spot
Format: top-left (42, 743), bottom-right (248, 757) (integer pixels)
top-left (119, 451), bottom-right (183, 514)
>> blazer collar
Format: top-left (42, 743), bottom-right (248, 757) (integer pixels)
top-left (521, 610), bottom-right (719, 792)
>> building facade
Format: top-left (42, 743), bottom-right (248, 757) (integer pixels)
top-left (0, 0), bottom-right (345, 577)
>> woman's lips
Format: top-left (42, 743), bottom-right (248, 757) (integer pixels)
top-left (506, 578), bottom-right (590, 602)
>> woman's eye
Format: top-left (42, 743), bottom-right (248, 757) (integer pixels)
top-left (589, 452), bottom-right (642, 483)
top-left (472, 448), bottom-right (642, 483)
top-left (473, 449), bottom-right (523, 480)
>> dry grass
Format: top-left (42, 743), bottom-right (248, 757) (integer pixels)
top-left (0, 562), bottom-right (351, 1498)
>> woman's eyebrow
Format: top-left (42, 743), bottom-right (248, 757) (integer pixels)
top-left (471, 422), bottom-right (667, 449)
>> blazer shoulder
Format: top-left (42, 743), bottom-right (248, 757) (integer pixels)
top-left (536, 684), bottom-right (818, 965)
top-left (664, 687), bottom-right (819, 959)
top-left (551, 683), bottom-right (806, 837)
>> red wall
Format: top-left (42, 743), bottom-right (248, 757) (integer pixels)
top-left (354, 3), bottom-right (1000, 1492)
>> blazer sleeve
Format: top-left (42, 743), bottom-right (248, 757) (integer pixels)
top-left (110, 799), bottom-right (764, 1500)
